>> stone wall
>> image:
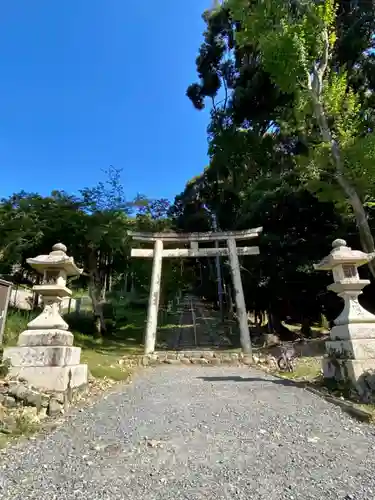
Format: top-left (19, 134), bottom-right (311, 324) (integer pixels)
top-left (0, 376), bottom-right (87, 420)
top-left (120, 350), bottom-right (256, 368)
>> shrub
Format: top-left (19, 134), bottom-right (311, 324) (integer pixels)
top-left (63, 311), bottom-right (95, 336)
top-left (102, 302), bottom-right (115, 320)
top-left (105, 291), bottom-right (147, 327)
top-left (64, 311), bottom-right (116, 337)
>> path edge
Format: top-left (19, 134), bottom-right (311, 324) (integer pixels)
top-left (260, 369), bottom-right (374, 423)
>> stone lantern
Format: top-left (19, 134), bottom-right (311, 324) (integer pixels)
top-left (3, 244), bottom-right (88, 392)
top-left (314, 239), bottom-right (375, 392)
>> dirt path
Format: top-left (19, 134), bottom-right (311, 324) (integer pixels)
top-left (1, 365), bottom-right (375, 499)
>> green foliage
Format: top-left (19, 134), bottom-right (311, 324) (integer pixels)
top-left (75, 308), bottom-right (145, 380)
top-left (1, 0), bottom-right (375, 347)
top-left (0, 167), bottom-right (176, 339)
top-left (102, 291), bottom-right (147, 327)
top-left (178, 0), bottom-right (375, 333)
top-left (88, 364), bottom-right (129, 381)
top-left (3, 310), bottom-right (36, 346)
top-left (0, 358), bottom-right (10, 378)
top-left (64, 312), bottom-right (97, 337)
top-left (12, 412), bottom-right (40, 437)
top-left (225, 0), bottom-right (375, 213)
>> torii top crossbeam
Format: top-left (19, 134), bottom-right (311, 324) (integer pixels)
top-left (127, 227), bottom-right (263, 243)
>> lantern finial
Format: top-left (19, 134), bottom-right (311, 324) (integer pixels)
top-left (332, 238), bottom-right (346, 248)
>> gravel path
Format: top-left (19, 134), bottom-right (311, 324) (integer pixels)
top-left (1, 365), bottom-right (375, 500)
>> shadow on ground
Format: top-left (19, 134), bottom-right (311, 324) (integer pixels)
top-left (197, 376), bottom-right (304, 388)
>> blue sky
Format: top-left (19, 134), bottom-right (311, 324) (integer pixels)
top-left (0, 1), bottom-right (211, 202)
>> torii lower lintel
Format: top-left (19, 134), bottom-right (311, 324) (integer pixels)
top-left (131, 246), bottom-right (260, 258)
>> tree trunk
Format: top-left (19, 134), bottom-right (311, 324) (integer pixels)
top-left (266, 310), bottom-right (279, 334)
top-left (130, 272), bottom-right (136, 294)
top-left (301, 317), bottom-right (313, 338)
top-left (266, 309), bottom-right (296, 341)
top-left (310, 71), bottom-right (375, 278)
top-left (226, 281), bottom-right (234, 317)
top-left (108, 265), bottom-right (113, 293)
top-left (88, 250), bottom-right (107, 337)
top-left (102, 266), bottom-right (107, 301)
top-left (255, 309), bottom-right (264, 326)
top-left (88, 275), bottom-right (106, 338)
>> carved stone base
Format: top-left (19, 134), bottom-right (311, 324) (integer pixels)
top-left (5, 364), bottom-right (88, 392)
top-left (4, 326), bottom-right (87, 392)
top-left (3, 346), bottom-right (81, 367)
top-left (17, 329), bottom-right (74, 347)
top-left (323, 356), bottom-right (375, 396)
top-left (326, 338), bottom-right (375, 359)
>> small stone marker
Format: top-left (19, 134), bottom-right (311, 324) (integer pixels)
top-left (0, 279), bottom-right (12, 344)
top-left (3, 243), bottom-right (88, 392)
top-left (314, 239), bottom-right (375, 395)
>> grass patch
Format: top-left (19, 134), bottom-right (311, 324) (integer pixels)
top-left (0, 406), bottom-right (41, 448)
top-left (283, 322), bottom-right (329, 335)
top-left (11, 411), bottom-right (40, 436)
top-left (74, 308), bottom-right (146, 353)
top-left (76, 308), bottom-right (190, 378)
top-left (88, 365), bottom-right (128, 381)
top-left (355, 403), bottom-right (375, 418)
top-left (277, 357), bottom-right (322, 381)
top-left (74, 308), bottom-right (148, 381)
top-left (80, 347), bottom-right (130, 381)
top-left (3, 307), bottom-right (148, 382)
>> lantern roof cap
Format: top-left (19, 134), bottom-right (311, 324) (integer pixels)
top-left (314, 239), bottom-right (372, 271)
top-left (26, 243), bottom-right (82, 277)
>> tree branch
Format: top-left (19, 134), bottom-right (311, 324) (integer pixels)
top-left (211, 96), bottom-right (218, 116)
top-left (223, 73), bottom-right (228, 112)
top-left (317, 27), bottom-right (330, 88)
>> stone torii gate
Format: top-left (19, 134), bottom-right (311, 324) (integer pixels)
top-left (128, 228), bottom-right (262, 355)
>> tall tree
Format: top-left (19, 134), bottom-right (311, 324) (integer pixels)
top-left (0, 168), bottom-right (132, 336)
top-left (176, 0), bottom-right (375, 335)
top-left (77, 167), bottom-right (132, 335)
top-left (226, 0), bottom-right (375, 274)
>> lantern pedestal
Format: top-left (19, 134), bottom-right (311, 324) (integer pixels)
top-left (315, 239), bottom-right (375, 395)
top-left (323, 358), bottom-right (375, 387)
top-left (3, 244), bottom-right (88, 393)
top-left (323, 322), bottom-right (375, 387)
top-left (1, 357), bottom-right (87, 392)
top-left (18, 329), bottom-right (74, 347)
